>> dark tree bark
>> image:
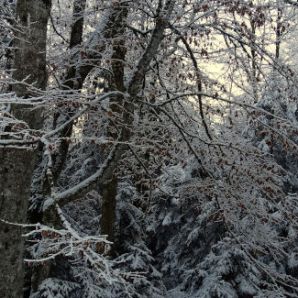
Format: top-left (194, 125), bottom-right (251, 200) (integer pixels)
top-left (0, 1), bottom-right (51, 297)
top-left (49, 2), bottom-right (176, 244)
top-left (275, 6), bottom-right (283, 60)
top-left (12, 0), bottom-right (51, 129)
top-left (100, 0), bottom-right (176, 243)
top-left (100, 2), bottom-right (128, 243)
top-left (0, 148), bottom-right (36, 298)
top-left (50, 0), bottom-right (88, 183)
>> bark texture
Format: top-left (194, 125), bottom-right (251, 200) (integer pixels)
top-left (0, 148), bottom-right (36, 298)
top-left (12, 0), bottom-right (51, 129)
top-left (100, 3), bottom-right (128, 242)
top-left (0, 1), bottom-right (51, 296)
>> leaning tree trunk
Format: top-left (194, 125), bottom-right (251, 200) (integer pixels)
top-left (0, 0), bottom-right (50, 297)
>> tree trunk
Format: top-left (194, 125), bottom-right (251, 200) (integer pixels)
top-left (0, 0), bottom-right (50, 297)
top-left (0, 148), bottom-right (36, 298)
top-left (100, 3), bottom-right (128, 243)
top-left (12, 0), bottom-right (51, 129)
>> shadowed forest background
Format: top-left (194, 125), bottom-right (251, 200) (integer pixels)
top-left (1, 0), bottom-right (298, 297)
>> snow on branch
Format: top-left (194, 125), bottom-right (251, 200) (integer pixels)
top-left (45, 142), bottom-right (119, 208)
top-left (1, 210), bottom-right (112, 275)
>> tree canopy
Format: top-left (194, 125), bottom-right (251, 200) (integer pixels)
top-left (0, 0), bottom-right (298, 297)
